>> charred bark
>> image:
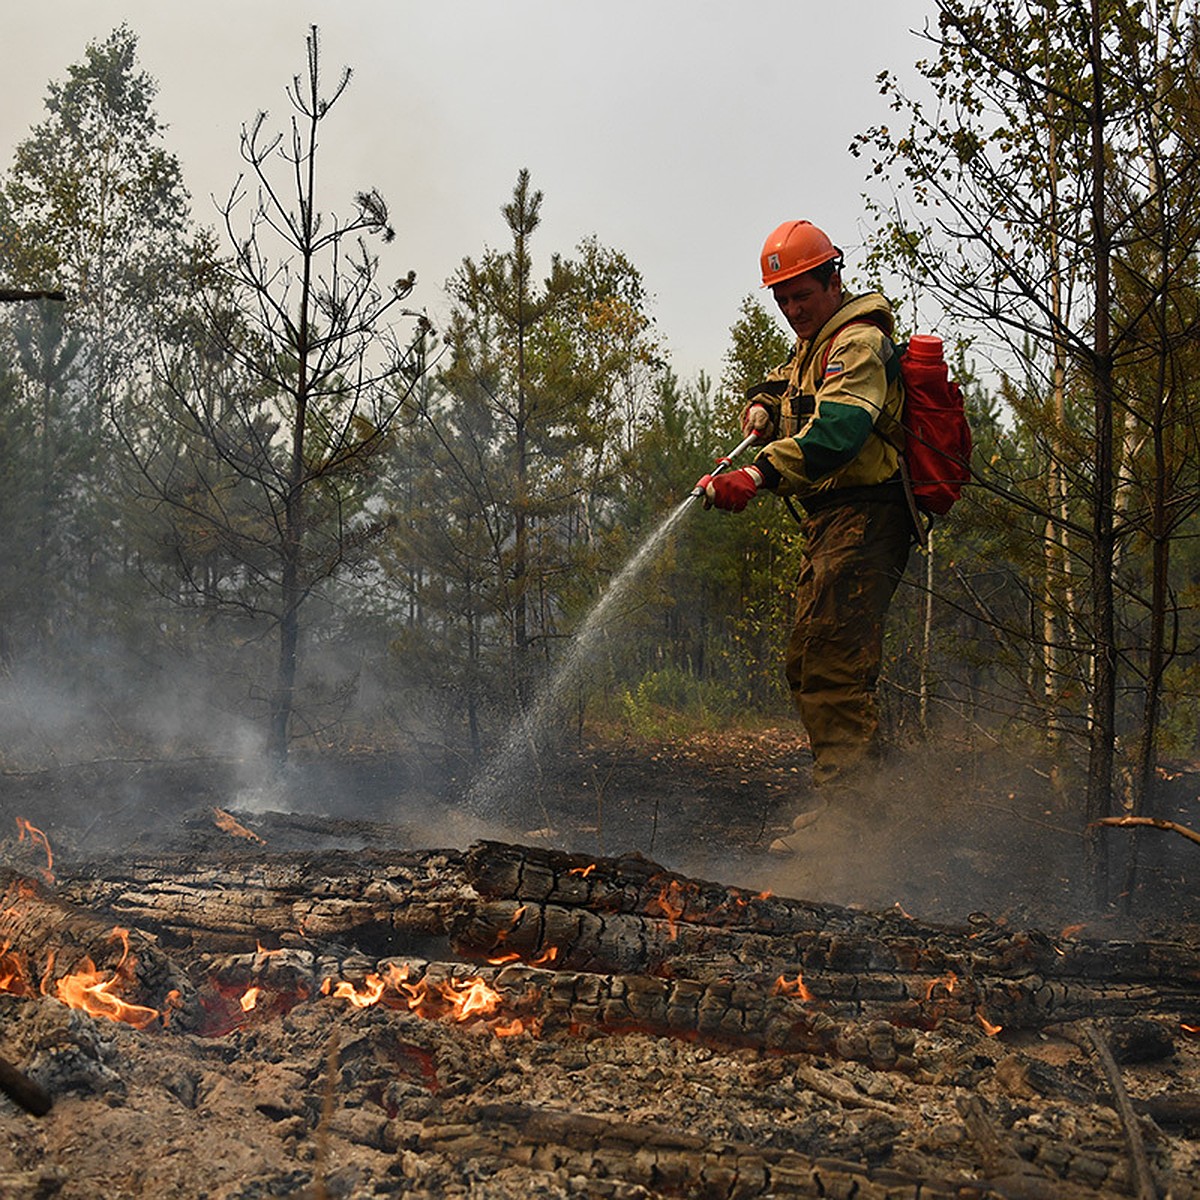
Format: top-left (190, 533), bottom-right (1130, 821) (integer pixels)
top-left (58, 849), bottom-right (467, 951)
top-left (419, 1099), bottom-right (1152, 1200)
top-left (0, 871), bottom-right (193, 1019)
top-left (463, 841), bottom-right (1200, 985)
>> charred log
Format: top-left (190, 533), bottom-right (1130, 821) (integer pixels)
top-left (0, 871), bottom-right (193, 1021)
top-left (451, 899), bottom-right (1200, 1030)
top-left (0, 1052), bottom-right (52, 1116)
top-left (58, 849), bottom-right (467, 952)
top-left (464, 841), bottom-right (1200, 986)
top-left (419, 1099), bottom-right (1152, 1200)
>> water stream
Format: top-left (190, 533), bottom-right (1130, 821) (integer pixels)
top-left (465, 493), bottom-right (700, 819)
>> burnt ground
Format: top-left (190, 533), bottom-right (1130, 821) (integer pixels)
top-left (3, 725), bottom-right (1199, 935)
top-left (1, 730), bottom-right (1199, 1200)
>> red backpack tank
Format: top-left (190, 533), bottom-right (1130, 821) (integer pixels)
top-left (821, 327), bottom-right (971, 517)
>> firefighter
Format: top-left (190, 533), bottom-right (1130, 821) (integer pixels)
top-left (704, 220), bottom-right (913, 855)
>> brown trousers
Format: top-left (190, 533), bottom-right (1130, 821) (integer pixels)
top-left (786, 495), bottom-right (912, 787)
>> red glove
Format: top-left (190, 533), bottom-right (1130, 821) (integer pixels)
top-left (704, 466), bottom-right (762, 512)
top-left (740, 402), bottom-right (775, 440)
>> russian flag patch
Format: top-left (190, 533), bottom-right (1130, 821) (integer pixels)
top-left (823, 359), bottom-right (846, 378)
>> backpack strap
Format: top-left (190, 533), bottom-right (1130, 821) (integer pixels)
top-left (818, 319), bottom-right (926, 548)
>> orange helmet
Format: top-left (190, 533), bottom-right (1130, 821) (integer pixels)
top-left (760, 220), bottom-right (841, 288)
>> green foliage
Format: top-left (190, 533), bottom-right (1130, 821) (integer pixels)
top-left (618, 666), bottom-right (741, 739)
top-left (855, 1), bottom-right (1200, 874)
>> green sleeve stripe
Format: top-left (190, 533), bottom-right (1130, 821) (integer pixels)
top-left (795, 402), bottom-right (875, 479)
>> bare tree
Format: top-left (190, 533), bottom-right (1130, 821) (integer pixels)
top-left (122, 27), bottom-right (427, 763)
top-left (855, 0), bottom-right (1200, 901)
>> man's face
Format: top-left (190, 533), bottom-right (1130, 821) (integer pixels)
top-left (771, 270), bottom-right (842, 340)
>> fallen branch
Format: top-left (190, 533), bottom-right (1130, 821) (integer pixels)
top-left (1082, 1021), bottom-right (1159, 1200)
top-left (791, 1060), bottom-right (903, 1116)
top-left (0, 288), bottom-right (66, 302)
top-left (1094, 815), bottom-right (1200, 848)
top-left (0, 1052), bottom-right (52, 1116)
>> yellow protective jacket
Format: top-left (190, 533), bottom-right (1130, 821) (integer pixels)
top-left (753, 292), bottom-right (904, 501)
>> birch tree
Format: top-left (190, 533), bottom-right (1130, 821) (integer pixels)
top-left (854, 0), bottom-right (1200, 900)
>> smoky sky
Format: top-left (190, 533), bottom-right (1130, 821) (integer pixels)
top-left (5, 0), bottom-right (934, 383)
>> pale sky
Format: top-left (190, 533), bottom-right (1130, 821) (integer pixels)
top-left (4, 0), bottom-right (936, 383)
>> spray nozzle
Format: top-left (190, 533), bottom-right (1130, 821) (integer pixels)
top-left (689, 430), bottom-right (763, 500)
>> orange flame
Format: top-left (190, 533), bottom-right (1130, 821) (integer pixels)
top-left (773, 972), bottom-right (813, 1001)
top-left (43, 927), bottom-right (161, 1029)
top-left (492, 1017), bottom-right (533, 1037)
top-left (16, 817), bottom-right (54, 884)
top-left (648, 880), bottom-right (688, 940)
top-left (213, 808), bottom-right (265, 845)
top-left (0, 942), bottom-right (33, 997)
top-left (326, 973), bottom-right (388, 1008)
top-left (924, 971), bottom-right (958, 1001)
top-left (322, 963), bottom-right (512, 1031)
top-left (975, 1009), bottom-right (1003, 1037)
top-left (162, 989), bottom-right (185, 1027)
top-left (568, 864), bottom-right (596, 877)
top-left (240, 986), bottom-right (261, 1012)
top-left (488, 942), bottom-right (557, 968)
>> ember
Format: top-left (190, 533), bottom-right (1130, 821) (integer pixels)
top-left (16, 817), bottom-right (54, 885)
top-left (1, 800), bottom-right (1199, 1199)
top-left (773, 972), bottom-right (813, 1001)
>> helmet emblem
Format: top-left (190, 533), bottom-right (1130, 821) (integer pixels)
top-left (767, 253), bottom-right (781, 273)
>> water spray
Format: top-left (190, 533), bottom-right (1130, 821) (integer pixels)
top-left (465, 429), bottom-right (765, 821)
top-left (690, 431), bottom-right (763, 500)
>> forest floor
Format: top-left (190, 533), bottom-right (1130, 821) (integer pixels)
top-left (1, 727), bottom-right (1199, 1199)
top-left (6, 721), bottom-right (1200, 937)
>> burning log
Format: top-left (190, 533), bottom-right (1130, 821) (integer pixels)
top-left (463, 840), bottom-right (1200, 987)
top-left (0, 871), bottom-right (194, 1026)
top-left (450, 897), bottom-right (1200, 1033)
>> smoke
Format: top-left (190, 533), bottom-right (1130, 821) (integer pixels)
top-left (712, 742), bottom-right (1091, 927)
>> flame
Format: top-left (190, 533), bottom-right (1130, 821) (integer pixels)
top-left (322, 963), bottom-right (512, 1031)
top-left (491, 1017), bottom-right (531, 1037)
top-left (213, 808), bottom-right (265, 845)
top-left (1181, 1023), bottom-right (1200, 1037)
top-left (975, 1009), bottom-right (1003, 1037)
top-left (42, 927), bottom-right (162, 1029)
top-left (488, 942), bottom-right (557, 968)
top-left (327, 973), bottom-right (388, 1008)
top-left (568, 864), bottom-right (596, 877)
top-left (240, 986), bottom-right (261, 1012)
top-left (162, 989), bottom-right (185, 1027)
top-left (924, 971), bottom-right (958, 1001)
top-left (0, 942), bottom-right (33, 997)
top-left (16, 817), bottom-right (54, 884)
top-left (773, 972), bottom-right (813, 1001)
top-left (648, 880), bottom-right (688, 940)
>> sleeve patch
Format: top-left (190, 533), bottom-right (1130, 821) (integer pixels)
top-left (823, 359), bottom-right (846, 379)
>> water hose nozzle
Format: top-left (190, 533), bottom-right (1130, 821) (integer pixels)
top-left (689, 431), bottom-right (762, 499)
